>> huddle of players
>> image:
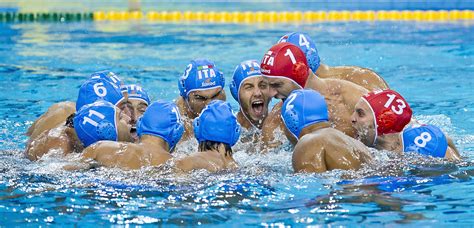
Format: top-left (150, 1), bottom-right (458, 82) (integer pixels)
top-left (25, 32), bottom-right (461, 173)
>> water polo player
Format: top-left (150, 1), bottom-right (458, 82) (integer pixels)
top-left (278, 32), bottom-right (389, 91)
top-left (260, 42), bottom-right (368, 141)
top-left (230, 60), bottom-right (271, 130)
top-left (25, 76), bottom-right (132, 160)
top-left (26, 70), bottom-right (126, 140)
top-left (79, 100), bottom-right (184, 170)
top-left (281, 89), bottom-right (372, 173)
top-left (351, 89), bottom-right (460, 160)
top-left (175, 59), bottom-right (226, 142)
top-left (125, 84), bottom-right (151, 141)
top-left (176, 100), bottom-right (241, 173)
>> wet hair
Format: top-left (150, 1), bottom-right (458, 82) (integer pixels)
top-left (65, 113), bottom-right (75, 128)
top-left (199, 140), bottom-right (233, 157)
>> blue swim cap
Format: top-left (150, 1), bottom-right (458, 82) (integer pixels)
top-left (402, 124), bottom-right (448, 158)
top-left (74, 100), bottom-right (118, 147)
top-left (126, 84), bottom-right (151, 105)
top-left (178, 59), bottom-right (225, 98)
top-left (278, 32), bottom-right (320, 72)
top-left (281, 89), bottom-right (329, 139)
top-left (76, 77), bottom-right (125, 111)
top-left (229, 60), bottom-right (262, 102)
top-left (137, 100), bottom-right (184, 151)
top-left (193, 100), bottom-right (241, 146)
top-left (89, 70), bottom-right (123, 89)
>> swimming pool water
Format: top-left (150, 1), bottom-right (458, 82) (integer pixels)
top-left (0, 21), bottom-right (473, 226)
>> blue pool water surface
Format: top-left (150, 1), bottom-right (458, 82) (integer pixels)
top-left (0, 20), bottom-right (473, 226)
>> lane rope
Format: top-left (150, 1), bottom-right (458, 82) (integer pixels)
top-left (0, 10), bottom-right (472, 22)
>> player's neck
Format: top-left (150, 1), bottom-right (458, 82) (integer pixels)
top-left (200, 143), bottom-right (233, 160)
top-left (140, 135), bottom-right (170, 152)
top-left (179, 96), bottom-right (198, 119)
top-left (299, 122), bottom-right (331, 138)
top-left (375, 133), bottom-right (402, 153)
top-left (184, 108), bottom-right (197, 120)
top-left (237, 110), bottom-right (263, 130)
top-left (314, 63), bottom-right (329, 78)
top-left (185, 108), bottom-right (197, 119)
top-left (65, 127), bottom-right (84, 152)
top-left (216, 144), bottom-right (235, 165)
top-left (305, 70), bottom-right (324, 91)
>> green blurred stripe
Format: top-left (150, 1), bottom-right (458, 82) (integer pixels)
top-left (0, 12), bottom-right (93, 22)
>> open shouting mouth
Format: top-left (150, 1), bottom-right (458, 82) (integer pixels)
top-left (130, 126), bottom-right (138, 142)
top-left (251, 100), bottom-right (265, 117)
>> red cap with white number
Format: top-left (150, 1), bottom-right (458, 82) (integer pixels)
top-left (260, 42), bottom-right (309, 88)
top-left (362, 89), bottom-right (412, 137)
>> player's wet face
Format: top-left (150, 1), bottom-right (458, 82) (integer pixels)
top-left (351, 99), bottom-right (377, 146)
top-left (267, 77), bottom-right (300, 100)
top-left (187, 87), bottom-right (226, 116)
top-left (238, 77), bottom-right (271, 125)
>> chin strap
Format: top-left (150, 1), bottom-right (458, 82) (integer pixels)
top-left (240, 107), bottom-right (263, 130)
top-left (184, 98), bottom-right (198, 117)
top-left (372, 129), bottom-right (378, 146)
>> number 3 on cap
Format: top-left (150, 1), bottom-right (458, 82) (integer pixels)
top-left (182, 63), bottom-right (193, 80)
top-left (284, 48), bottom-right (297, 64)
top-left (384, 94), bottom-right (406, 115)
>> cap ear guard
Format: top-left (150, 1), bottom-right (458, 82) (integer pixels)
top-left (230, 122), bottom-right (241, 147)
top-left (73, 101), bottom-right (118, 147)
top-left (229, 79), bottom-right (238, 102)
top-left (229, 64), bottom-right (240, 101)
top-left (178, 76), bottom-right (187, 98)
top-left (136, 116), bottom-right (143, 135)
top-left (193, 117), bottom-right (202, 143)
top-left (292, 61), bottom-right (309, 86)
top-left (169, 120), bottom-right (184, 150)
top-left (218, 70), bottom-right (225, 89)
top-left (282, 107), bottom-right (300, 139)
top-left (306, 48), bottom-right (321, 73)
top-left (96, 121), bottom-right (117, 141)
top-left (376, 109), bottom-right (397, 133)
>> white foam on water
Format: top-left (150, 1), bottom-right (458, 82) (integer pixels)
top-left (0, 113), bottom-right (471, 199)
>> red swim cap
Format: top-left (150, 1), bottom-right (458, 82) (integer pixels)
top-left (362, 89), bottom-right (412, 136)
top-left (260, 42), bottom-right (309, 88)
